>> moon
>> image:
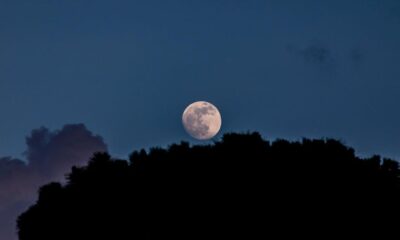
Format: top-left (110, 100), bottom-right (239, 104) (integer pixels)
top-left (182, 101), bottom-right (222, 140)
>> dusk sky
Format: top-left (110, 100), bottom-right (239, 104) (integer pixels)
top-left (1, 0), bottom-right (400, 160)
top-left (1, 1), bottom-right (400, 239)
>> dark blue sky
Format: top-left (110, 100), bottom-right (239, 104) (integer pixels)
top-left (1, 0), bottom-right (400, 160)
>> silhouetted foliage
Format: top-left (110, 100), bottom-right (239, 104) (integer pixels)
top-left (17, 133), bottom-right (400, 239)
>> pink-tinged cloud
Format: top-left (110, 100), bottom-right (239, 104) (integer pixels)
top-left (0, 124), bottom-right (107, 240)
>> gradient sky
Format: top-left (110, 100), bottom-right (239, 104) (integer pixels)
top-left (1, 0), bottom-right (400, 161)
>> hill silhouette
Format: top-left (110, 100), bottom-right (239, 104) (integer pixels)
top-left (17, 132), bottom-right (400, 239)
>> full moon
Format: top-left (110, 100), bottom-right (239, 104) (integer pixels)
top-left (182, 101), bottom-right (222, 140)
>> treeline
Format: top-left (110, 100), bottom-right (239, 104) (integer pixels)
top-left (17, 133), bottom-right (400, 239)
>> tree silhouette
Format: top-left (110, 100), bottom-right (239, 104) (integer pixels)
top-left (17, 133), bottom-right (400, 239)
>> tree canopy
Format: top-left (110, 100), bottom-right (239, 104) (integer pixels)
top-left (17, 132), bottom-right (400, 239)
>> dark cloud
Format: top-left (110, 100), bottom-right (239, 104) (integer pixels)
top-left (26, 124), bottom-right (107, 180)
top-left (0, 157), bottom-right (26, 180)
top-left (287, 44), bottom-right (334, 65)
top-left (350, 48), bottom-right (365, 65)
top-left (302, 45), bottom-right (332, 64)
top-left (0, 124), bottom-right (107, 240)
top-left (287, 44), bottom-right (368, 72)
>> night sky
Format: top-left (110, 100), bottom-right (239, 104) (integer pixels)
top-left (1, 1), bottom-right (400, 238)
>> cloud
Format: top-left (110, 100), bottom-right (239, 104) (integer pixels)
top-left (287, 44), bottom-right (334, 65)
top-left (0, 157), bottom-right (26, 180)
top-left (287, 43), bottom-right (368, 73)
top-left (26, 124), bottom-right (107, 180)
top-left (350, 47), bottom-right (365, 65)
top-left (0, 124), bottom-right (107, 240)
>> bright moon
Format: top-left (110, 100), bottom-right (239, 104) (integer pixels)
top-left (182, 101), bottom-right (222, 140)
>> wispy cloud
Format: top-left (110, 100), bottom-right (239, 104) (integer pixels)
top-left (287, 43), bottom-right (335, 65)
